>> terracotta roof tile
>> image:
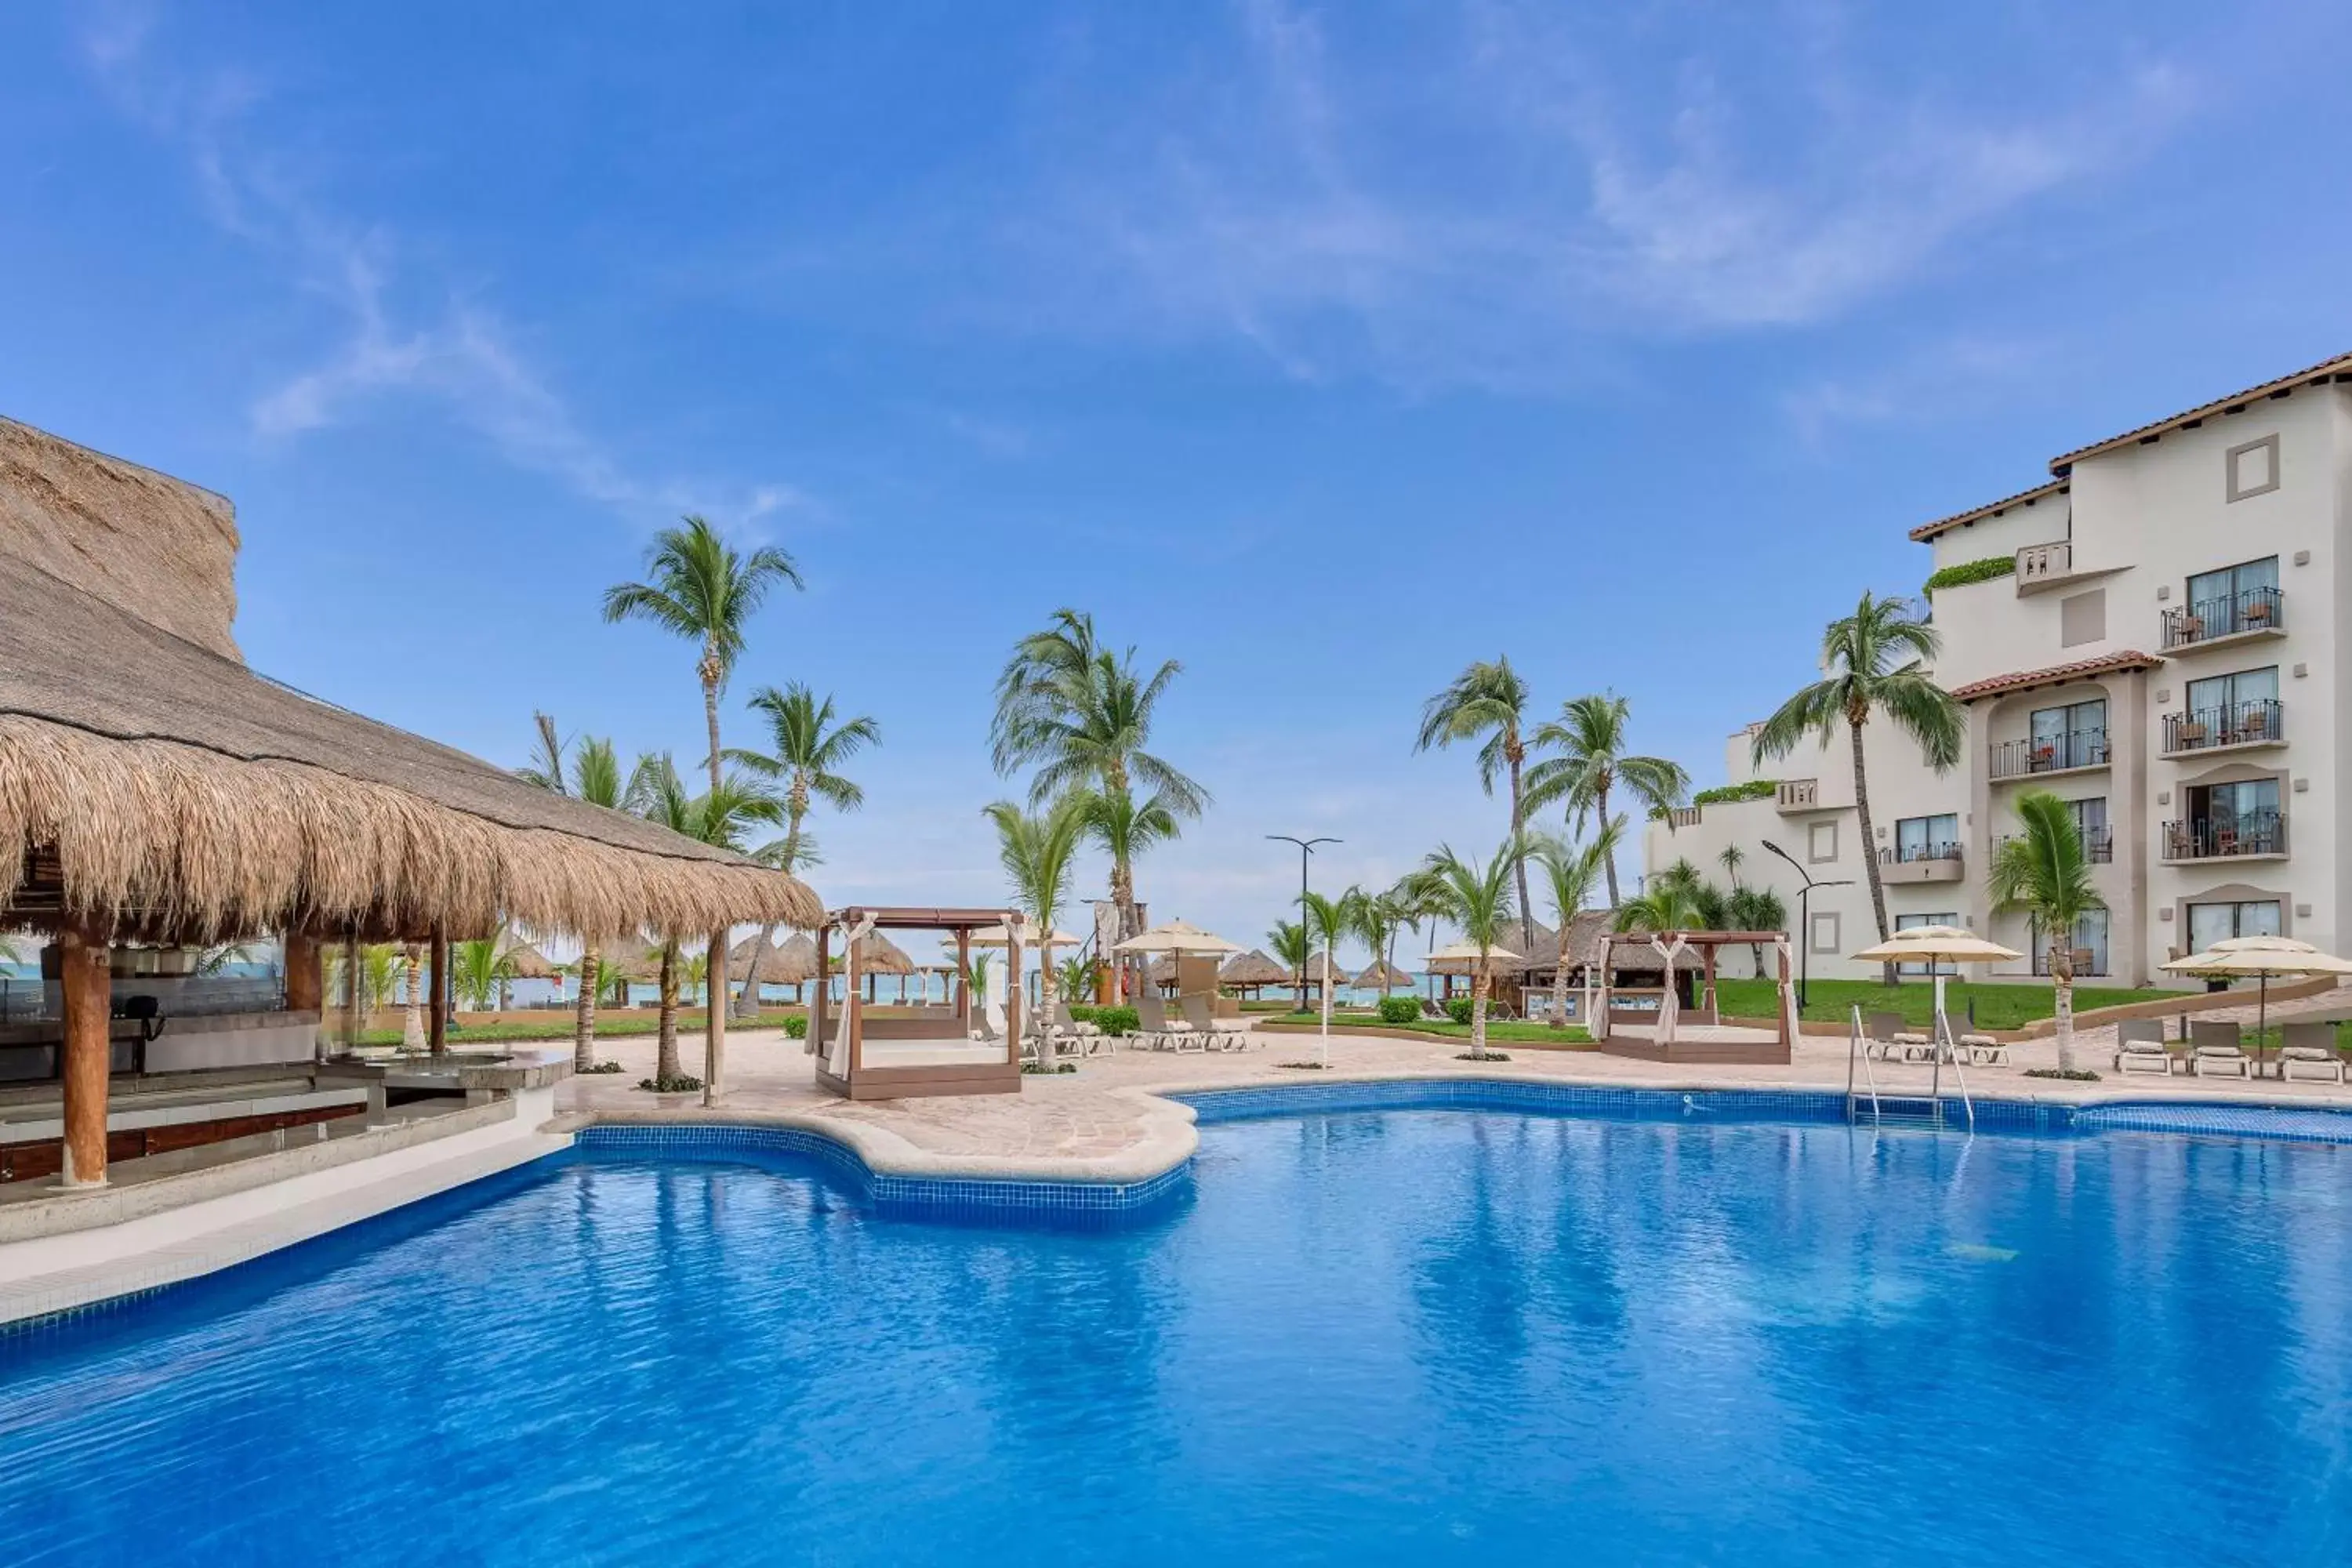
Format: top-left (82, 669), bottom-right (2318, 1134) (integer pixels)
top-left (1947, 651), bottom-right (2161, 703)
top-left (2048, 350), bottom-right (2352, 472)
top-left (1909, 477), bottom-right (2070, 543)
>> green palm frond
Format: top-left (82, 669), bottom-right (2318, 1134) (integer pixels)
top-left (1751, 592), bottom-right (1962, 771)
top-left (1414, 837), bottom-right (1522, 956)
top-left (1414, 658), bottom-right (1530, 797)
top-left (983, 793), bottom-right (1090, 933)
top-left (601, 515), bottom-right (804, 690)
top-left (517, 712), bottom-right (569, 793)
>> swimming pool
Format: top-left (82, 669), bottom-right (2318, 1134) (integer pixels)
top-left (5, 1099), bottom-right (2350, 1565)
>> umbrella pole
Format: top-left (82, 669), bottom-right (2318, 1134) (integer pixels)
top-left (1929, 973), bottom-right (1946, 1103)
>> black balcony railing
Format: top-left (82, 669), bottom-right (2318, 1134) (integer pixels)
top-left (2163, 699), bottom-right (2281, 754)
top-left (2163, 586), bottom-right (2284, 648)
top-left (1878, 842), bottom-right (1962, 866)
top-left (1991, 728), bottom-right (2107, 778)
top-left (2163, 811), bottom-right (2286, 860)
top-left (2001, 825), bottom-right (2111, 862)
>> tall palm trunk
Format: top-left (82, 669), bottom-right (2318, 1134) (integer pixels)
top-left (735, 793), bottom-right (804, 1021)
top-left (1551, 933), bottom-right (1571, 1031)
top-left (402, 943), bottom-right (426, 1051)
top-left (1848, 709), bottom-right (1896, 985)
top-left (1596, 776), bottom-right (1621, 907)
top-left (2051, 943), bottom-right (2077, 1074)
top-left (1471, 965), bottom-right (1493, 1059)
top-left (574, 942), bottom-right (600, 1071)
top-left (1508, 739), bottom-right (1534, 955)
top-left (655, 941), bottom-right (681, 1083)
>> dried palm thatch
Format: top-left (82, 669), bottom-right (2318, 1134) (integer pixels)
top-left (771, 932), bottom-right (820, 984)
top-left (1352, 958), bottom-right (1416, 989)
top-left (0, 549), bottom-right (820, 943)
top-left (0, 416), bottom-right (241, 661)
top-left (1218, 949), bottom-right (1292, 988)
top-left (832, 931), bottom-right (915, 976)
top-left (593, 940), bottom-right (666, 983)
top-left (498, 938), bottom-right (559, 980)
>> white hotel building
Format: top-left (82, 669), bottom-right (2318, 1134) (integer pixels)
top-left (1646, 350), bottom-right (2352, 985)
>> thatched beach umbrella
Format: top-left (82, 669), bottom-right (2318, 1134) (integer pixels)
top-left (1219, 949), bottom-right (1291, 996)
top-left (498, 938), bottom-right (557, 981)
top-left (1354, 958), bottom-right (1414, 991)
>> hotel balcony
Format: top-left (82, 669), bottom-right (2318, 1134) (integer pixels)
top-left (2161, 699), bottom-right (2283, 757)
top-left (2161, 812), bottom-right (2287, 863)
top-left (2161, 586), bottom-right (2284, 652)
top-left (1989, 728), bottom-right (2108, 780)
top-left (1774, 779), bottom-right (1820, 812)
top-left (2000, 825), bottom-right (2111, 863)
top-left (1877, 844), bottom-right (1964, 884)
top-left (1663, 806), bottom-right (1701, 829)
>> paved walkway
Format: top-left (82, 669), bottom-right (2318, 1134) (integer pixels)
top-left (559, 988), bottom-right (2352, 1179)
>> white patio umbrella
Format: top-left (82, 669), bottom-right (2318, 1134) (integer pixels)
top-left (1849, 925), bottom-right (2023, 1098)
top-left (2161, 935), bottom-right (2352, 1069)
top-left (1114, 919), bottom-right (1243, 956)
top-left (1426, 940), bottom-right (1522, 970)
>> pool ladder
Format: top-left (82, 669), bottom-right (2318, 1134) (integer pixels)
top-left (1845, 1005), bottom-right (1972, 1131)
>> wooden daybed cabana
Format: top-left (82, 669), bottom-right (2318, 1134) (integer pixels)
top-left (811, 906), bottom-right (1023, 1100)
top-left (1588, 929), bottom-right (1799, 1065)
top-left (0, 416), bottom-right (819, 1185)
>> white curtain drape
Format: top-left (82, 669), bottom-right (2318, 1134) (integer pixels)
top-left (1774, 937), bottom-right (1799, 1046)
top-left (1588, 935), bottom-right (1614, 1040)
top-left (1649, 935), bottom-right (1690, 1044)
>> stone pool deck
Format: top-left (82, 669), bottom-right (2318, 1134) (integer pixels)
top-left (560, 985), bottom-right (2352, 1182)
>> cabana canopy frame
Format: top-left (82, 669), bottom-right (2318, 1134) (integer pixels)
top-left (811, 906), bottom-right (1023, 1102)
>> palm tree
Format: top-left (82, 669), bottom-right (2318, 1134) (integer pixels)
top-left (516, 711), bottom-right (569, 793)
top-left (628, 753), bottom-right (698, 1085)
top-left (543, 734), bottom-right (626, 1073)
top-left (991, 610), bottom-right (1207, 990)
top-left (1725, 884), bottom-right (1788, 978)
top-left (1076, 787), bottom-right (1181, 996)
top-left (982, 794), bottom-right (1090, 1061)
top-left (401, 942), bottom-right (427, 1051)
top-left (1300, 891), bottom-right (1349, 1036)
top-left (728, 682), bottom-right (880, 1018)
top-left (1652, 858), bottom-right (1730, 931)
top-left (1530, 826), bottom-right (1617, 1029)
top-left (1343, 886), bottom-right (1410, 996)
top-left (1989, 789), bottom-right (2105, 1074)
top-left (1406, 838), bottom-right (1520, 1061)
top-left (449, 933), bottom-right (510, 1013)
top-left (1265, 918), bottom-right (1311, 1010)
top-left (1752, 592), bottom-right (1963, 981)
top-left (1717, 844), bottom-right (1745, 888)
top-left (1612, 883), bottom-right (1708, 937)
top-left (1415, 658), bottom-right (1537, 954)
top-left (1523, 694), bottom-right (1690, 909)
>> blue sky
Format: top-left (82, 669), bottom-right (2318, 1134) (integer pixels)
top-left (4, 1), bottom-right (2350, 955)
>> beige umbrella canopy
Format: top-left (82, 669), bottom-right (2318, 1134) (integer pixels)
top-left (1219, 949), bottom-right (1293, 989)
top-left (1848, 925), bottom-right (2022, 964)
top-left (2162, 935), bottom-right (2352, 1059)
top-left (966, 923), bottom-right (1083, 947)
top-left (1426, 939), bottom-right (1523, 975)
top-left (1116, 919), bottom-right (1242, 956)
top-left (1354, 958), bottom-right (1415, 989)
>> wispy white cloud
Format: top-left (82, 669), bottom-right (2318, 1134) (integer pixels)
top-left (1009, 0), bottom-right (2199, 390)
top-left (80, 5), bottom-right (800, 532)
top-left (1778, 335), bottom-right (2056, 449)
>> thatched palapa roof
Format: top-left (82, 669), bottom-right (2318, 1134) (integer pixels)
top-left (499, 938), bottom-right (558, 980)
top-left (1353, 958), bottom-right (1415, 989)
top-left (830, 931), bottom-right (915, 976)
top-left (0, 420), bottom-right (820, 945)
top-left (771, 932), bottom-right (820, 983)
top-left (1218, 949), bottom-right (1292, 988)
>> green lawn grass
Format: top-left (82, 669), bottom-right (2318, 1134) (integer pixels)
top-left (1711, 977), bottom-right (2176, 1029)
top-left (1261, 1012), bottom-right (1593, 1044)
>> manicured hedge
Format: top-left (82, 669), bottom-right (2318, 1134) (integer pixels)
top-left (1446, 996), bottom-right (1475, 1025)
top-left (1690, 779), bottom-right (1777, 807)
top-left (1377, 996), bottom-right (1421, 1025)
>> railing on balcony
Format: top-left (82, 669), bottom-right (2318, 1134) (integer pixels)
top-left (2016, 540), bottom-right (2072, 585)
top-left (2001, 825), bottom-right (2111, 862)
top-left (2162, 699), bottom-right (2282, 754)
top-left (1990, 728), bottom-right (2108, 779)
top-left (2162, 586), bottom-right (2284, 649)
top-left (1879, 842), bottom-right (1962, 867)
top-left (2163, 811), bottom-right (2286, 861)
top-left (1775, 779), bottom-right (1819, 811)
top-left (1664, 806), bottom-right (1701, 829)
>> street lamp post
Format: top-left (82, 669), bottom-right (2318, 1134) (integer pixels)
top-left (1267, 834), bottom-right (1339, 1018)
top-left (1761, 839), bottom-right (1852, 1012)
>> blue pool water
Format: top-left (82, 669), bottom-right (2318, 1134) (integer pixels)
top-left (5, 1107), bottom-right (2350, 1566)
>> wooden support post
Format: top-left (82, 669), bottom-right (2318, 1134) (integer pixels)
top-left (428, 925), bottom-right (449, 1055)
top-left (1005, 924), bottom-right (1023, 1069)
top-left (956, 928), bottom-right (971, 1029)
top-left (283, 926), bottom-right (324, 1059)
top-left (1703, 944), bottom-right (1718, 1018)
top-left (812, 926), bottom-right (829, 1072)
top-left (342, 932), bottom-right (361, 1051)
top-left (59, 925), bottom-right (112, 1188)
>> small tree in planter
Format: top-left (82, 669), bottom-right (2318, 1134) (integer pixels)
top-left (1989, 789), bottom-right (2103, 1074)
top-left (1405, 836), bottom-right (1521, 1062)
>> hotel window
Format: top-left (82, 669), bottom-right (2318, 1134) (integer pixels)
top-left (2183, 557), bottom-right (2280, 638)
top-left (2187, 899), bottom-right (2282, 952)
top-left (1892, 813), bottom-right (1959, 863)
top-left (2176, 777), bottom-right (2283, 858)
top-left (1807, 821), bottom-right (1838, 863)
top-left (2027, 699), bottom-right (2107, 772)
top-left (2069, 797), bottom-right (2111, 862)
top-left (2181, 666), bottom-right (2280, 746)
top-left (1894, 913), bottom-right (1958, 976)
top-left (2032, 909), bottom-right (2111, 978)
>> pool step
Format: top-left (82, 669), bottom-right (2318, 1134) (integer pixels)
top-left (1850, 1094), bottom-right (1946, 1130)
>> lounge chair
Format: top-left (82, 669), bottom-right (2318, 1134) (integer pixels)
top-left (1420, 997), bottom-right (1448, 1020)
top-left (1862, 1011), bottom-right (1906, 1062)
top-left (1055, 1001), bottom-right (1110, 1056)
top-left (2188, 1020), bottom-right (2251, 1078)
top-left (1892, 1029), bottom-right (1936, 1064)
top-left (2114, 1019), bottom-right (2173, 1076)
top-left (2278, 1022), bottom-right (2347, 1083)
top-left (1959, 1033), bottom-right (2009, 1066)
top-left (1135, 992), bottom-right (1206, 1052)
top-left (1182, 994), bottom-right (1250, 1051)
